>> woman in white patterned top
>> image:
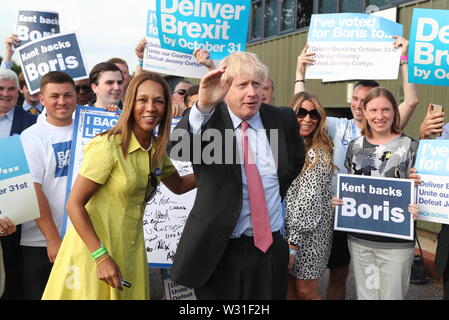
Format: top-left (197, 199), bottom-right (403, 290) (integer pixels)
top-left (285, 91), bottom-right (335, 300)
top-left (333, 87), bottom-right (420, 300)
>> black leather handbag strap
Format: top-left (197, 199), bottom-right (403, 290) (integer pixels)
top-left (415, 233), bottom-right (424, 257)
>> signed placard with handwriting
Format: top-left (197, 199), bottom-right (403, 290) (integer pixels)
top-left (144, 118), bottom-right (196, 268)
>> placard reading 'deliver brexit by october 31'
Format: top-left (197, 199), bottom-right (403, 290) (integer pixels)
top-left (415, 140), bottom-right (449, 224)
top-left (17, 32), bottom-right (88, 95)
top-left (15, 10), bottom-right (60, 48)
top-left (409, 8), bottom-right (449, 87)
top-left (306, 13), bottom-right (403, 82)
top-left (145, 8), bottom-right (220, 78)
top-left (155, 0), bottom-right (250, 60)
top-left (335, 174), bottom-right (414, 240)
top-left (0, 135), bottom-right (40, 225)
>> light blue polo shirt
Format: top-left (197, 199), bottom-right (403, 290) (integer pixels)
top-left (327, 117), bottom-right (361, 194)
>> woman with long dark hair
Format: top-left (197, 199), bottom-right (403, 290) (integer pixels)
top-left (43, 72), bottom-right (195, 300)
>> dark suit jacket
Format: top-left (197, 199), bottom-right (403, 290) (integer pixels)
top-left (435, 224), bottom-right (449, 278)
top-left (10, 106), bottom-right (37, 135)
top-left (168, 102), bottom-right (305, 288)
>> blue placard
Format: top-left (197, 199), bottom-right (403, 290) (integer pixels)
top-left (415, 140), bottom-right (449, 176)
top-left (16, 10), bottom-right (60, 48)
top-left (17, 32), bottom-right (88, 95)
top-left (0, 135), bottom-right (30, 180)
top-left (409, 8), bottom-right (449, 86)
top-left (0, 135), bottom-right (40, 225)
top-left (308, 13), bottom-right (403, 43)
top-left (155, 0), bottom-right (250, 59)
top-left (81, 113), bottom-right (120, 139)
top-left (335, 174), bottom-right (414, 240)
top-left (62, 106), bottom-right (120, 236)
top-left (147, 10), bottom-right (159, 39)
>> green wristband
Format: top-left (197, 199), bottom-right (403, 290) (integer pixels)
top-left (92, 243), bottom-right (108, 260)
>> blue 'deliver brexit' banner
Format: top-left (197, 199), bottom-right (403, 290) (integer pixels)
top-left (156, 0), bottom-right (250, 59)
top-left (409, 8), bottom-right (449, 87)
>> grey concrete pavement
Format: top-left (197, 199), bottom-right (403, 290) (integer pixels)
top-left (317, 263), bottom-right (444, 300)
top-left (150, 264), bottom-right (444, 300)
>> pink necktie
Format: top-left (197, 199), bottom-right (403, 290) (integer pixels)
top-left (241, 121), bottom-right (273, 253)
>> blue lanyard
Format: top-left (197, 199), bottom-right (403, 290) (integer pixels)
top-left (342, 120), bottom-right (357, 146)
top-left (351, 121), bottom-right (357, 141)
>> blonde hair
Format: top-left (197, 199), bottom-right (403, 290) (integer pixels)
top-left (103, 71), bottom-right (172, 159)
top-left (219, 52), bottom-right (268, 84)
top-left (361, 87), bottom-right (401, 138)
top-left (290, 91), bottom-right (334, 172)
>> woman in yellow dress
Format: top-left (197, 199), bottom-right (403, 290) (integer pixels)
top-left (42, 71), bottom-right (196, 300)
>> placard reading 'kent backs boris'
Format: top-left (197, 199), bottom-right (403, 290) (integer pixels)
top-left (335, 174), bottom-right (414, 240)
top-left (17, 32), bottom-right (88, 95)
top-left (15, 10), bottom-right (60, 48)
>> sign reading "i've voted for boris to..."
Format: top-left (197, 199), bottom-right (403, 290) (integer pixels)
top-left (415, 140), bottom-right (449, 225)
top-left (335, 174), bottom-right (414, 240)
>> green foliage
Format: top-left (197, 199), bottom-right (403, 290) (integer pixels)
top-left (0, 56), bottom-right (22, 75)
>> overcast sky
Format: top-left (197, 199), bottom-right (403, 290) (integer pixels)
top-left (0, 0), bottom-right (148, 73)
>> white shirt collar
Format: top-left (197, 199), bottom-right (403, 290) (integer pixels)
top-left (227, 106), bottom-right (263, 130)
top-left (0, 107), bottom-right (15, 120)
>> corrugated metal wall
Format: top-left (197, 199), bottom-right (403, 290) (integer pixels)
top-left (248, 0), bottom-right (449, 137)
top-left (248, 0), bottom-right (449, 233)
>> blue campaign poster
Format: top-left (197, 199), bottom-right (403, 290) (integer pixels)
top-left (0, 135), bottom-right (40, 225)
top-left (415, 140), bottom-right (449, 176)
top-left (308, 12), bottom-right (403, 43)
top-left (409, 8), bottom-right (449, 86)
top-left (17, 32), bottom-right (88, 95)
top-left (16, 10), bottom-right (60, 48)
top-left (62, 106), bottom-right (120, 236)
top-left (305, 12), bottom-right (403, 81)
top-left (155, 0), bottom-right (250, 59)
top-left (0, 135), bottom-right (30, 179)
top-left (335, 174), bottom-right (414, 240)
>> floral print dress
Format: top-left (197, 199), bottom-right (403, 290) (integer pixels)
top-left (285, 147), bottom-right (334, 279)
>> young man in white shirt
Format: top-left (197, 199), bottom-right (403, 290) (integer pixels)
top-left (89, 62), bottom-right (124, 110)
top-left (20, 71), bottom-right (76, 299)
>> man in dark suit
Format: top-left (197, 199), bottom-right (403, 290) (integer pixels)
top-left (168, 52), bottom-right (305, 299)
top-left (0, 69), bottom-right (37, 299)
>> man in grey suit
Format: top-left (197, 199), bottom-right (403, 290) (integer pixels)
top-left (169, 52), bottom-right (305, 299)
